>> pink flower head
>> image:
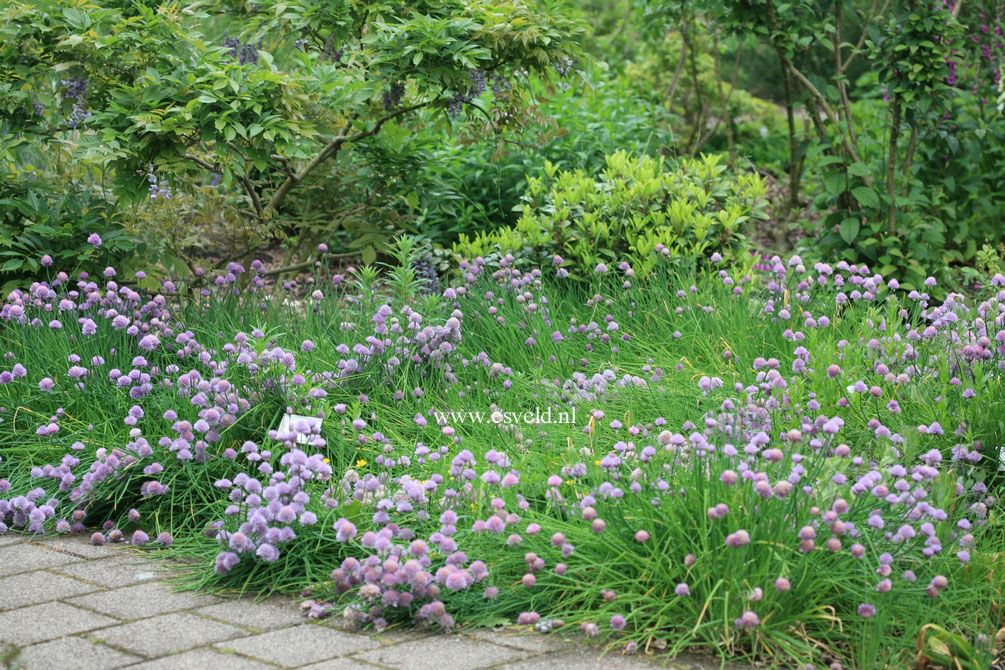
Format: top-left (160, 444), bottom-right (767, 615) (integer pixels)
top-left (726, 530), bottom-right (750, 547)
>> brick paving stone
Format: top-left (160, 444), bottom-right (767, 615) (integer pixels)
top-left (367, 628), bottom-right (437, 646)
top-left (0, 538), bottom-right (751, 670)
top-left (297, 659), bottom-right (385, 670)
top-left (123, 647), bottom-right (278, 670)
top-left (0, 570), bottom-right (98, 611)
top-left (353, 635), bottom-right (533, 670)
top-left (0, 534), bottom-right (30, 547)
top-left (492, 649), bottom-right (655, 669)
top-left (464, 629), bottom-right (569, 653)
top-left (51, 555), bottom-right (166, 588)
top-left (0, 602), bottom-right (117, 646)
top-left (15, 636), bottom-right (141, 670)
top-left (0, 543), bottom-right (83, 576)
top-left (66, 580), bottom-right (219, 620)
top-left (92, 611), bottom-right (246, 658)
top-left (31, 536), bottom-right (130, 559)
top-left (196, 596), bottom-right (304, 632)
top-left (216, 624), bottom-right (382, 668)
top-left (491, 647), bottom-right (730, 670)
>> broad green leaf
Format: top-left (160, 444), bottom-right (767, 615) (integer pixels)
top-left (851, 186), bottom-right (879, 209)
top-left (839, 218), bottom-right (860, 244)
top-left (847, 162), bottom-right (870, 178)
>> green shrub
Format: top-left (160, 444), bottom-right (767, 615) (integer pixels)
top-left (0, 175), bottom-right (146, 292)
top-left (411, 65), bottom-right (675, 245)
top-left (0, 0), bottom-right (586, 268)
top-left (622, 31), bottom-right (790, 173)
top-left (453, 151), bottom-right (768, 275)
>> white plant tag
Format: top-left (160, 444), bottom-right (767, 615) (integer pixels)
top-left (276, 414), bottom-right (323, 445)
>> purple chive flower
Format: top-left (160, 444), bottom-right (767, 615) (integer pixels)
top-left (726, 530), bottom-right (750, 547)
top-left (87, 233), bottom-right (102, 247)
top-left (256, 543), bottom-right (280, 562)
top-left (857, 603), bottom-right (876, 618)
top-left (675, 583), bottom-right (690, 596)
top-left (610, 614), bottom-right (626, 630)
top-left (518, 611), bottom-right (540, 625)
top-left (334, 518), bottom-right (357, 542)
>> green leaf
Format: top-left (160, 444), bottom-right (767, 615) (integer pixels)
top-left (1, 258), bottom-right (23, 272)
top-left (839, 217), bottom-right (860, 244)
top-left (817, 156), bottom-right (846, 167)
top-left (851, 186), bottom-right (879, 209)
top-left (847, 162), bottom-right (870, 178)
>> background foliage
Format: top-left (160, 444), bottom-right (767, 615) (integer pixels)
top-left (1, 0), bottom-right (1004, 286)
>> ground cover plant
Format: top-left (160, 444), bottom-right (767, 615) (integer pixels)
top-left (1, 235), bottom-right (1003, 669)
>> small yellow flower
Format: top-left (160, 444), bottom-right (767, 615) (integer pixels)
top-left (322, 458), bottom-right (330, 464)
top-left (356, 459), bottom-right (367, 468)
top-left (594, 460), bottom-right (601, 466)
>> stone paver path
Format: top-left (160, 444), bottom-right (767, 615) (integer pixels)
top-left (0, 535), bottom-right (748, 670)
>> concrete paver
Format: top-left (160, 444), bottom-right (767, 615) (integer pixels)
top-left (123, 647), bottom-right (278, 670)
top-left (0, 543), bottom-right (82, 576)
top-left (0, 601), bottom-right (118, 647)
top-left (0, 534), bottom-right (745, 670)
top-left (12, 636), bottom-right (141, 670)
top-left (66, 580), bottom-right (219, 620)
top-left (196, 596), bottom-right (305, 632)
top-left (0, 570), bottom-right (99, 611)
top-left (51, 554), bottom-right (166, 588)
top-left (93, 611), bottom-right (246, 658)
top-left (216, 624), bottom-right (382, 668)
top-left (353, 635), bottom-right (534, 670)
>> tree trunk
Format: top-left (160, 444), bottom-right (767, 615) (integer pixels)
top-left (887, 95), bottom-right (901, 235)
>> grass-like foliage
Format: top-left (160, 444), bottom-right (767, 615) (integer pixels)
top-left (1, 238), bottom-right (1003, 668)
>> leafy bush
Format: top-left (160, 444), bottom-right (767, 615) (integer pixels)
top-left (0, 0), bottom-right (586, 267)
top-left (0, 175), bottom-right (145, 292)
top-left (622, 27), bottom-right (790, 172)
top-left (453, 151), bottom-right (768, 275)
top-left (410, 65), bottom-right (675, 245)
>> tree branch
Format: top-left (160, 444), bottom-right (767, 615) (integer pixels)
top-left (834, 3), bottom-right (860, 151)
top-left (664, 30), bottom-right (689, 113)
top-left (887, 95), bottom-right (901, 234)
top-left (262, 253), bottom-right (358, 277)
top-left (262, 98), bottom-right (437, 219)
top-left (239, 173), bottom-right (264, 220)
top-left (786, 64), bottom-right (864, 166)
top-left (843, 0), bottom-right (890, 72)
top-left (184, 153), bottom-right (218, 172)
